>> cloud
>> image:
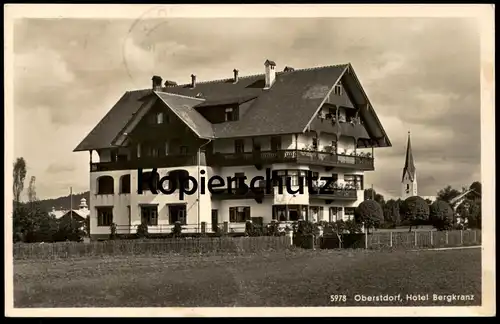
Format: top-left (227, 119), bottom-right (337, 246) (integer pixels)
top-left (12, 17), bottom-right (481, 199)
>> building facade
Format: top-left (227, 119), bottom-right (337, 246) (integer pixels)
top-left (74, 60), bottom-right (392, 239)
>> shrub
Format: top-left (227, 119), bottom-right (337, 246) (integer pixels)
top-left (429, 200), bottom-right (454, 231)
top-left (245, 220), bottom-right (253, 236)
top-left (171, 221), bottom-right (183, 238)
top-left (136, 222), bottom-right (149, 239)
top-left (401, 196), bottom-right (430, 232)
top-left (267, 221), bottom-right (281, 236)
top-left (344, 220), bottom-right (362, 234)
top-left (355, 200), bottom-right (384, 233)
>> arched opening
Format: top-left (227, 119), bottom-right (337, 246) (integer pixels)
top-left (140, 171), bottom-right (159, 192)
top-left (120, 174), bottom-right (131, 194)
top-left (97, 176), bottom-right (114, 195)
top-left (168, 169), bottom-right (190, 190)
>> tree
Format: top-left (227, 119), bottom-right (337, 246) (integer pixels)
top-left (383, 199), bottom-right (401, 225)
top-left (456, 199), bottom-right (481, 229)
top-left (467, 181), bottom-right (482, 200)
top-left (27, 176), bottom-right (37, 203)
top-left (436, 185), bottom-right (461, 203)
top-left (401, 196), bottom-right (430, 232)
top-left (13, 157), bottom-right (27, 205)
top-left (429, 200), bottom-right (454, 231)
top-left (363, 188), bottom-right (385, 206)
top-left (355, 200), bottom-right (384, 234)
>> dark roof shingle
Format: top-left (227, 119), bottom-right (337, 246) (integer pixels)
top-left (74, 63), bottom-right (391, 152)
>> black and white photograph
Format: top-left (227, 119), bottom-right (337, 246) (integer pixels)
top-left (5, 4), bottom-right (495, 317)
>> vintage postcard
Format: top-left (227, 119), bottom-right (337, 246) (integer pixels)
top-left (4, 4), bottom-right (495, 317)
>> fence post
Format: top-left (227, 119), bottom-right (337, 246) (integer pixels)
top-left (286, 229), bottom-right (293, 246)
top-left (414, 231), bottom-right (417, 247)
top-left (430, 231), bottom-right (433, 246)
top-left (201, 222), bottom-right (206, 234)
top-left (223, 221), bottom-right (229, 234)
top-left (460, 230), bottom-right (463, 245)
top-left (389, 231), bottom-right (393, 248)
top-left (473, 229), bottom-right (477, 243)
top-left (445, 231), bottom-right (449, 245)
top-left (364, 226), bottom-right (368, 249)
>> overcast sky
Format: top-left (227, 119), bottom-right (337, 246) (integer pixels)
top-left (13, 17), bottom-right (481, 200)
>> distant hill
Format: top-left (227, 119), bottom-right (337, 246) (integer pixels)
top-left (34, 191), bottom-right (90, 213)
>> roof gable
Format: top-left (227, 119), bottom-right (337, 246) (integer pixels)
top-left (74, 63), bottom-right (391, 151)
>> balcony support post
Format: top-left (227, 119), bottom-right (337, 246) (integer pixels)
top-left (89, 150), bottom-right (93, 164)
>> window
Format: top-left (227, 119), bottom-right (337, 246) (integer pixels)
top-left (97, 207), bottom-right (113, 227)
top-left (344, 207), bottom-right (355, 221)
top-left (344, 174), bottom-right (364, 190)
top-left (225, 107), bottom-right (237, 121)
top-left (272, 169), bottom-right (307, 187)
top-left (141, 205), bottom-right (158, 226)
top-left (230, 206), bottom-right (250, 223)
top-left (312, 138), bottom-right (318, 150)
top-left (97, 176), bottom-right (114, 195)
top-left (120, 175), bottom-right (131, 194)
top-left (270, 136), bottom-right (281, 151)
top-left (329, 207), bottom-right (342, 222)
top-left (334, 83), bottom-right (343, 96)
top-left (406, 184), bottom-right (410, 194)
top-left (233, 172), bottom-right (246, 189)
top-left (168, 204), bottom-right (187, 224)
top-left (140, 171), bottom-right (159, 192)
top-left (235, 139), bottom-right (245, 153)
top-left (168, 170), bottom-right (189, 191)
top-left (309, 206), bottom-right (323, 222)
top-left (156, 112), bottom-right (164, 124)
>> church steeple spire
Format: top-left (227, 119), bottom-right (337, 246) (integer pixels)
top-left (402, 131), bottom-right (416, 182)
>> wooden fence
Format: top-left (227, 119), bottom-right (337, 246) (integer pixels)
top-left (13, 236), bottom-right (292, 260)
top-left (366, 229), bottom-right (481, 250)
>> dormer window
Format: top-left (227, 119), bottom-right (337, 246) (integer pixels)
top-left (334, 83), bottom-right (343, 96)
top-left (225, 107), bottom-right (237, 121)
top-left (156, 112), bottom-right (164, 124)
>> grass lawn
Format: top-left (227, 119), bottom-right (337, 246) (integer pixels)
top-left (13, 248), bottom-right (481, 307)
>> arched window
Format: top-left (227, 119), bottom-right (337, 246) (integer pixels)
top-left (140, 171), bottom-right (159, 192)
top-left (168, 169), bottom-right (190, 190)
top-left (120, 174), bottom-right (131, 194)
top-left (97, 176), bottom-right (114, 195)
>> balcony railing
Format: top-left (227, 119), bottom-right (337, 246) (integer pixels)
top-left (209, 149), bottom-right (374, 170)
top-left (90, 150), bottom-right (374, 172)
top-left (309, 187), bottom-right (358, 200)
top-left (90, 154), bottom-right (199, 172)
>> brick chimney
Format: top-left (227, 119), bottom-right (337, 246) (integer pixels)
top-left (233, 69), bottom-right (239, 83)
top-left (264, 59), bottom-right (276, 89)
top-left (152, 75), bottom-right (163, 91)
top-left (191, 74), bottom-right (197, 88)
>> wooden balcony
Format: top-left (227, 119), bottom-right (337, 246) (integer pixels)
top-left (90, 154), bottom-right (200, 172)
top-left (310, 188), bottom-right (358, 201)
top-left (208, 149), bottom-right (374, 170)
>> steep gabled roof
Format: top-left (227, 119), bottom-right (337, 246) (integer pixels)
top-left (402, 132), bottom-right (416, 182)
top-left (154, 92), bottom-right (214, 139)
top-left (212, 64), bottom-right (348, 138)
top-left (74, 90), bottom-right (152, 152)
top-left (74, 63), bottom-right (392, 151)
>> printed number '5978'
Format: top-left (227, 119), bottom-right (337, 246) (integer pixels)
top-left (330, 295), bottom-right (347, 302)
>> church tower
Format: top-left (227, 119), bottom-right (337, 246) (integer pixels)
top-left (401, 131), bottom-right (418, 199)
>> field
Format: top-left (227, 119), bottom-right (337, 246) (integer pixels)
top-left (14, 247), bottom-right (481, 307)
